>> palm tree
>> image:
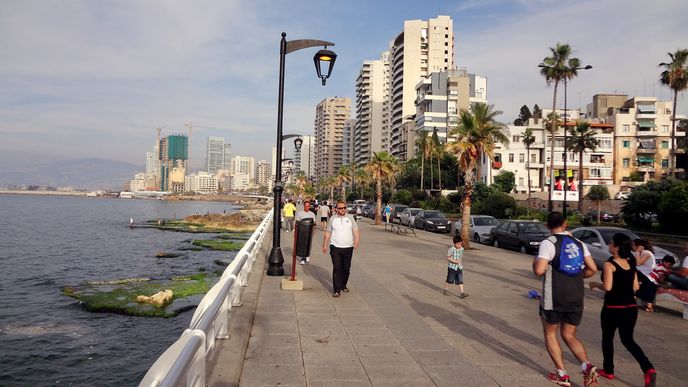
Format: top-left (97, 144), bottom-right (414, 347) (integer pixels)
top-left (319, 176), bottom-right (337, 203)
top-left (463, 103), bottom-right (509, 183)
top-left (565, 121), bottom-right (600, 212)
top-left (432, 129), bottom-right (442, 190)
top-left (446, 113), bottom-right (479, 249)
top-left (521, 127), bottom-right (536, 199)
top-left (539, 43), bottom-right (582, 204)
top-left (354, 168), bottom-right (368, 198)
top-left (364, 152), bottom-right (400, 225)
top-left (336, 165), bottom-right (352, 201)
top-left (416, 130), bottom-right (429, 191)
top-left (660, 49), bottom-right (688, 177)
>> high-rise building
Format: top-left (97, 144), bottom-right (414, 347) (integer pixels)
top-left (184, 171), bottom-right (218, 194)
top-left (314, 97), bottom-right (351, 181)
top-left (223, 143), bottom-right (232, 171)
top-left (160, 134), bottom-right (188, 192)
top-left (256, 160), bottom-right (271, 188)
top-left (388, 15), bottom-right (454, 161)
top-left (354, 58), bottom-right (387, 165)
top-left (342, 119), bottom-right (356, 167)
top-left (230, 155), bottom-right (256, 182)
top-left (294, 135), bottom-right (315, 181)
top-left (206, 136), bottom-right (227, 175)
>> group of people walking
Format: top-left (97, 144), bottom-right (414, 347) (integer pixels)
top-left (284, 199), bottom-right (677, 386)
top-left (533, 212), bottom-right (658, 387)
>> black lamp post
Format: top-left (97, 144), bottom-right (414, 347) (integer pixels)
top-left (538, 63), bottom-right (592, 216)
top-left (267, 32), bottom-right (336, 277)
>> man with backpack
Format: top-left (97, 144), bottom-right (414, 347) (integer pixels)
top-left (533, 212), bottom-right (599, 387)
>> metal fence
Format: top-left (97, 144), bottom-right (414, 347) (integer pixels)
top-left (139, 211), bottom-right (272, 387)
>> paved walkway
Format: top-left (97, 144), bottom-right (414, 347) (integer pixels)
top-left (210, 217), bottom-right (687, 387)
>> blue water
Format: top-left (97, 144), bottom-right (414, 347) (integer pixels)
top-left (0, 195), bottom-right (242, 386)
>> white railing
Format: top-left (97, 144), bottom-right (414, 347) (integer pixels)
top-left (139, 210), bottom-right (273, 387)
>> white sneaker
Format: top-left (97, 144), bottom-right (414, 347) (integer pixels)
top-left (300, 260), bottom-right (306, 265)
top-left (306, 257), bottom-right (310, 262)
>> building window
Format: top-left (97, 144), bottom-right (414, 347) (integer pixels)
top-left (531, 154), bottom-right (537, 163)
top-left (623, 124), bottom-right (630, 132)
top-left (623, 140), bottom-right (631, 148)
top-left (622, 158), bottom-right (630, 168)
top-left (661, 140), bottom-right (669, 149)
top-left (512, 135), bottom-right (520, 143)
top-left (519, 153), bottom-right (525, 163)
top-left (661, 125), bottom-right (669, 133)
top-left (519, 177), bottom-right (524, 186)
top-left (661, 159), bottom-right (669, 168)
top-left (509, 153), bottom-right (514, 162)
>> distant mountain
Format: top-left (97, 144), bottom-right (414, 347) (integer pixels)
top-left (0, 151), bottom-right (143, 190)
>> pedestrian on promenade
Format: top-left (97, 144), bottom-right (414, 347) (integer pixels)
top-left (283, 199), bottom-right (296, 232)
top-left (384, 204), bottom-right (392, 223)
top-left (667, 242), bottom-right (688, 290)
top-left (633, 239), bottom-right (656, 311)
top-left (532, 212), bottom-right (599, 387)
top-left (443, 235), bottom-right (469, 298)
top-left (322, 200), bottom-right (360, 298)
top-left (295, 201), bottom-right (317, 265)
top-left (589, 232), bottom-right (656, 386)
top-left (318, 201), bottom-right (330, 231)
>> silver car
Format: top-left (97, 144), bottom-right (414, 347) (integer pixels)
top-left (453, 215), bottom-right (501, 244)
top-left (570, 226), bottom-right (677, 269)
top-left (399, 207), bottom-right (423, 227)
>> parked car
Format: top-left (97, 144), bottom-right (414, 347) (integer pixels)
top-left (413, 210), bottom-right (452, 233)
top-left (570, 226), bottom-right (677, 270)
top-left (614, 191), bottom-right (630, 200)
top-left (585, 210), bottom-right (616, 223)
top-left (389, 204), bottom-right (408, 224)
top-left (490, 220), bottom-right (549, 254)
top-left (346, 204), bottom-right (356, 213)
top-left (362, 204), bottom-right (376, 218)
top-left (399, 207), bottom-right (423, 227)
top-left (452, 215), bottom-right (500, 244)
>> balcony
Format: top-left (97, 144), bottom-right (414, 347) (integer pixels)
top-left (636, 129), bottom-right (657, 136)
top-left (492, 161), bottom-right (502, 169)
top-left (636, 112), bottom-right (657, 119)
top-left (637, 166), bottom-right (655, 172)
top-left (636, 148), bottom-right (657, 154)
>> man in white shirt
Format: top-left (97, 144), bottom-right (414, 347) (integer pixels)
top-left (317, 202), bottom-right (330, 231)
top-left (667, 242), bottom-right (688, 290)
top-left (322, 200), bottom-right (360, 297)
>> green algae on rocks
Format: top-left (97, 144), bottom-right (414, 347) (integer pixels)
top-left (191, 239), bottom-right (243, 251)
top-left (62, 273), bottom-right (218, 317)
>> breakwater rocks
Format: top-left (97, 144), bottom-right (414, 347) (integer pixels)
top-left (63, 273), bottom-right (218, 317)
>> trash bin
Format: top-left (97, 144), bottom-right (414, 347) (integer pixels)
top-left (295, 218), bottom-right (315, 257)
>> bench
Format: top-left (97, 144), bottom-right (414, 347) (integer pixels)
top-left (385, 222), bottom-right (416, 236)
top-left (655, 288), bottom-right (688, 320)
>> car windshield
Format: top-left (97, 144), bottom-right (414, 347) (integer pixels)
top-left (519, 222), bottom-right (548, 233)
top-left (599, 229), bottom-right (639, 244)
top-left (474, 217), bottom-right (499, 226)
top-left (410, 209), bottom-right (422, 215)
top-left (424, 211), bottom-right (444, 218)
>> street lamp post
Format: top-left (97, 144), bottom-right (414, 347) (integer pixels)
top-left (267, 32), bottom-right (336, 277)
top-left (538, 63), bottom-right (591, 216)
top-left (562, 65), bottom-right (592, 218)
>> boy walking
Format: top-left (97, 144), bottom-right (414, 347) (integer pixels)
top-left (443, 236), bottom-right (469, 298)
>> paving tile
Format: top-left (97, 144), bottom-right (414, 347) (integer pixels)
top-left (304, 365), bottom-right (369, 381)
top-left (239, 359), bottom-right (305, 386)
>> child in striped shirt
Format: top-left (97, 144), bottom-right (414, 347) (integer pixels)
top-left (443, 235), bottom-right (469, 298)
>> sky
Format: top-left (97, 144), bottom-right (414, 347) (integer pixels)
top-left (1, 0), bottom-right (687, 171)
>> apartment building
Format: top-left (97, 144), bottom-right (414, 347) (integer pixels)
top-left (414, 69), bottom-right (471, 144)
top-left (342, 119), bottom-right (355, 167)
top-left (354, 59), bottom-right (387, 165)
top-left (184, 171), bottom-right (218, 194)
top-left (314, 97), bottom-right (351, 181)
top-left (605, 97), bottom-right (686, 186)
top-left (388, 16), bottom-right (454, 161)
top-left (229, 155), bottom-right (255, 182)
top-left (256, 160), bottom-right (271, 188)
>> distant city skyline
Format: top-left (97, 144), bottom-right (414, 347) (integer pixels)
top-left (1, 0), bottom-right (687, 169)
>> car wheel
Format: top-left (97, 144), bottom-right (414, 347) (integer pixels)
top-left (493, 239), bottom-right (499, 248)
top-left (473, 233), bottom-right (481, 244)
top-left (423, 223), bottom-right (427, 231)
top-left (519, 243), bottom-right (527, 254)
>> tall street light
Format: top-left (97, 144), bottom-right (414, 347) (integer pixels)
top-left (562, 65), bottom-right (592, 217)
top-left (267, 32), bottom-right (336, 277)
top-left (538, 63), bottom-right (592, 216)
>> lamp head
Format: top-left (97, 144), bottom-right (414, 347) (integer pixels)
top-left (584, 65), bottom-right (593, 70)
top-left (314, 48), bottom-right (337, 86)
top-left (294, 137), bottom-right (303, 151)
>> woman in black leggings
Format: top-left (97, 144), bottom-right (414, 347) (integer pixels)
top-left (589, 233), bottom-right (656, 387)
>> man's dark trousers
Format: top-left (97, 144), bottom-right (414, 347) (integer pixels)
top-left (330, 245), bottom-right (354, 293)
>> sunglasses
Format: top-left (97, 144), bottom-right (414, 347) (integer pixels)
top-left (336, 207), bottom-right (347, 210)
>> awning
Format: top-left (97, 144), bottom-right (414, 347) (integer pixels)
top-left (637, 120), bottom-right (655, 128)
top-left (637, 156), bottom-right (655, 163)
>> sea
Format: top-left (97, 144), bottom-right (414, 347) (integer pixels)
top-left (0, 194), bottom-right (243, 386)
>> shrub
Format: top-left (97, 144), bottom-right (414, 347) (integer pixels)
top-left (391, 189), bottom-right (413, 205)
top-left (474, 192), bottom-right (518, 219)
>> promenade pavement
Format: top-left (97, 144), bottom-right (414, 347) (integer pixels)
top-left (210, 216), bottom-right (687, 387)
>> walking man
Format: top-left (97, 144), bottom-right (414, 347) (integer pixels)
top-left (295, 201), bottom-right (317, 265)
top-left (322, 200), bottom-right (360, 297)
top-left (283, 199), bottom-right (296, 232)
top-left (318, 201), bottom-right (330, 231)
top-left (533, 212), bottom-right (599, 387)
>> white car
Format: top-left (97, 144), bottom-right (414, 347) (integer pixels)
top-left (452, 215), bottom-right (501, 244)
top-left (399, 207), bottom-right (423, 227)
top-left (614, 191), bottom-right (630, 200)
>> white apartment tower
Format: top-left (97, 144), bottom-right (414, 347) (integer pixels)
top-left (389, 16), bottom-right (454, 161)
top-left (314, 97), bottom-right (351, 181)
top-left (354, 58), bottom-right (387, 165)
top-left (230, 155), bottom-right (256, 182)
top-left (256, 160), bottom-right (271, 188)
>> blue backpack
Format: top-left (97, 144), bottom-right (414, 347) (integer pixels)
top-left (551, 235), bottom-right (585, 276)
